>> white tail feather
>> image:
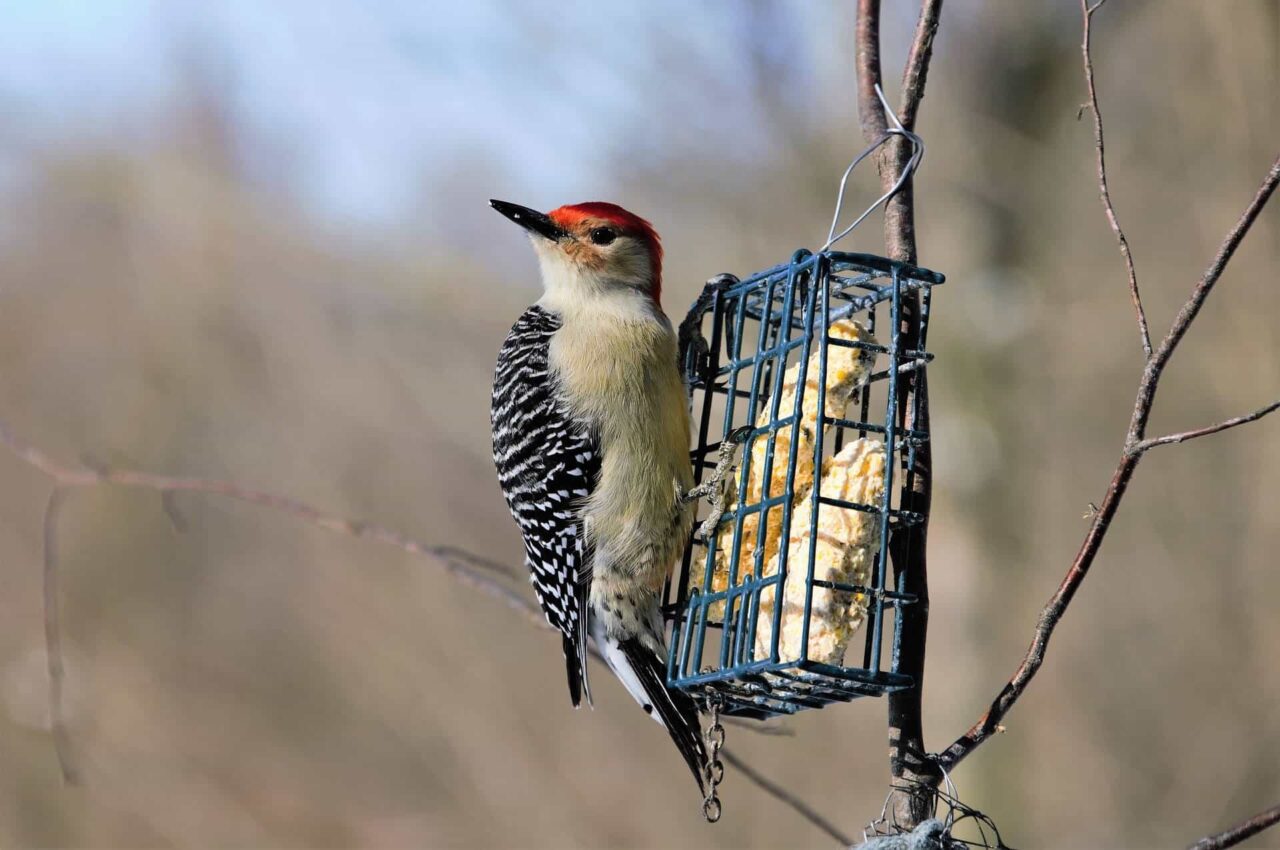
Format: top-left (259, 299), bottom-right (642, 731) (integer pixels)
top-left (591, 617), bottom-right (663, 725)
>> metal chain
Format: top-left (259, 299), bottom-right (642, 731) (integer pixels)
top-left (701, 687), bottom-right (726, 823)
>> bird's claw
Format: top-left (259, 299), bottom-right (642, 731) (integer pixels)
top-left (683, 430), bottom-right (751, 544)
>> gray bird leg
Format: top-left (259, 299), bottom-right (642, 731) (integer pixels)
top-left (681, 426), bottom-right (752, 544)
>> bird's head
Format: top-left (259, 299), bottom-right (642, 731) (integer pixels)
top-left (490, 199), bottom-right (664, 310)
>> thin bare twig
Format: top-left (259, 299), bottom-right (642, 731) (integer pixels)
top-left (898, 0), bottom-right (944, 132)
top-left (1131, 400), bottom-right (1280, 454)
top-left (723, 717), bottom-right (793, 737)
top-left (1, 418), bottom-right (838, 840)
top-left (42, 487), bottom-right (78, 784)
top-left (0, 419), bottom-right (520, 585)
top-left (1081, 0), bottom-right (1152, 359)
top-left (1187, 802), bottom-right (1280, 850)
top-left (720, 749), bottom-right (853, 846)
top-left (1126, 155), bottom-right (1280, 448)
top-left (5, 417), bottom-right (537, 781)
top-left (939, 153), bottom-right (1280, 771)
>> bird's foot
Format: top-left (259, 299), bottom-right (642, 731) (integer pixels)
top-left (683, 426), bottom-right (752, 544)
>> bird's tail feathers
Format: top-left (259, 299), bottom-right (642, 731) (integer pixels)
top-left (575, 583), bottom-right (593, 708)
top-left (602, 632), bottom-right (707, 794)
top-left (561, 632), bottom-right (587, 708)
top-left (560, 573), bottom-right (593, 708)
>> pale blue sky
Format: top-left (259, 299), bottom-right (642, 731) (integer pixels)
top-left (0, 1), bottom-right (868, 229)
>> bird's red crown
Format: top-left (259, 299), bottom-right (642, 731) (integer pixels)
top-left (549, 202), bottom-right (664, 306)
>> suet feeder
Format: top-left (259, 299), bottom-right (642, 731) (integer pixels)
top-left (667, 248), bottom-right (944, 718)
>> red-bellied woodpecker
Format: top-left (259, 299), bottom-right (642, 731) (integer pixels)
top-left (488, 199), bottom-right (705, 791)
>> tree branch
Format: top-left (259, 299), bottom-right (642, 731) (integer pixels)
top-left (1081, 0), bottom-right (1152, 359)
top-left (1126, 154), bottom-right (1280, 449)
top-left (855, 0), bottom-right (887, 140)
top-left (856, 0), bottom-right (945, 830)
top-left (1186, 802), bottom-right (1280, 850)
top-left (939, 152), bottom-right (1280, 771)
top-left (898, 0), bottom-right (944, 132)
top-left (1131, 400), bottom-right (1280, 455)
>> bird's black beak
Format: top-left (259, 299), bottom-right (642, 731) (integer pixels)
top-left (489, 199), bottom-right (568, 242)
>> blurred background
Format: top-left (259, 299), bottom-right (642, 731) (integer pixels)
top-left (0, 1), bottom-right (1277, 847)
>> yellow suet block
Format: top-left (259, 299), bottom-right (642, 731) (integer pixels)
top-left (753, 437), bottom-right (885, 665)
top-left (691, 319), bottom-right (877, 618)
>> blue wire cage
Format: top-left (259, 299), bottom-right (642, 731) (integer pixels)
top-left (667, 249), bottom-right (944, 718)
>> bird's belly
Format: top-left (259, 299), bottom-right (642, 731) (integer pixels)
top-left (587, 470), bottom-right (692, 591)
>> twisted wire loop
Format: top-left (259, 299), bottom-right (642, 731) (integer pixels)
top-left (861, 767), bottom-right (1011, 849)
top-left (701, 687), bottom-right (727, 823)
top-left (820, 84), bottom-right (926, 253)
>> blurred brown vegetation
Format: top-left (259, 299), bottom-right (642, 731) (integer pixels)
top-left (1, 2), bottom-right (1277, 848)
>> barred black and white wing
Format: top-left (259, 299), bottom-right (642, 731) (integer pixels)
top-left (491, 305), bottom-right (601, 707)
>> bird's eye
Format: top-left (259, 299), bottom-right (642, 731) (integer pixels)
top-left (589, 227), bottom-right (617, 246)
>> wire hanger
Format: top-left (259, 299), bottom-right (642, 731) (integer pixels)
top-left (819, 83), bottom-right (926, 253)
